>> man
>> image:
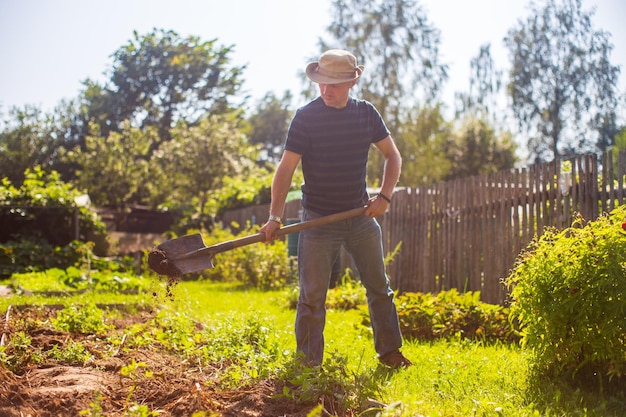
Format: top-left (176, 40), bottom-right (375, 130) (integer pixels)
top-left (260, 49), bottom-right (411, 369)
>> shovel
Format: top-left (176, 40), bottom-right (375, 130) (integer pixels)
top-left (148, 206), bottom-right (367, 277)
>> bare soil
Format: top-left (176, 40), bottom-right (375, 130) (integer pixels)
top-left (0, 306), bottom-right (316, 417)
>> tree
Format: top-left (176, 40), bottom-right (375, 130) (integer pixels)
top-left (247, 92), bottom-right (293, 165)
top-left (455, 44), bottom-right (505, 123)
top-left (505, 0), bottom-right (621, 162)
top-left (444, 117), bottom-right (517, 181)
top-left (65, 122), bottom-right (160, 208)
top-left (0, 106), bottom-right (69, 185)
top-left (395, 105), bottom-right (453, 186)
top-left (155, 111), bottom-right (263, 223)
top-left (72, 29), bottom-right (246, 150)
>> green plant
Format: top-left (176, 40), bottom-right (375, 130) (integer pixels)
top-left (506, 206), bottom-right (626, 386)
top-left (197, 313), bottom-right (286, 387)
top-left (393, 289), bottom-right (517, 343)
top-left (0, 331), bottom-right (43, 372)
top-left (201, 222), bottom-right (293, 289)
top-left (48, 339), bottom-right (92, 365)
top-left (52, 303), bottom-right (113, 335)
top-left (278, 352), bottom-right (381, 415)
top-left (79, 392), bottom-right (104, 417)
top-left (0, 166), bottom-right (107, 247)
top-left (120, 359), bottom-right (158, 416)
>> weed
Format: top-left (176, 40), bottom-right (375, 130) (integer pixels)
top-left (120, 359), bottom-right (155, 414)
top-left (48, 339), bottom-right (92, 365)
top-left (52, 303), bottom-right (113, 335)
top-left (0, 330), bottom-right (43, 372)
top-left (279, 351), bottom-right (382, 415)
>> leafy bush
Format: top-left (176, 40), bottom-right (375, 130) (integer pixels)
top-left (198, 222), bottom-right (294, 290)
top-left (278, 352), bottom-right (380, 415)
top-left (0, 167), bottom-right (109, 276)
top-left (0, 238), bottom-right (84, 278)
top-left (394, 289), bottom-right (518, 343)
top-left (506, 206), bottom-right (626, 384)
top-left (0, 166), bottom-right (107, 246)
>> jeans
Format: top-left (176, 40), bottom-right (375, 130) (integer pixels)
top-left (295, 208), bottom-right (404, 365)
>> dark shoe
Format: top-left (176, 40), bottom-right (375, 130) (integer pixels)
top-left (379, 350), bottom-right (412, 369)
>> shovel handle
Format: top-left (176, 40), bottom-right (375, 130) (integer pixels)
top-left (205, 206), bottom-right (367, 255)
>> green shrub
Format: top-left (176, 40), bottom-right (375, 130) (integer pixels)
top-left (0, 331), bottom-right (43, 373)
top-left (0, 166), bottom-right (107, 246)
top-left (505, 206), bottom-right (626, 383)
top-left (199, 222), bottom-right (294, 290)
top-left (0, 166), bottom-right (109, 276)
top-left (0, 238), bottom-right (83, 278)
top-left (394, 289), bottom-right (518, 343)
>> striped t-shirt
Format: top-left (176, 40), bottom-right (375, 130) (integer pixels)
top-left (285, 97), bottom-right (390, 215)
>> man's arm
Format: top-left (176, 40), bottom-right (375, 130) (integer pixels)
top-left (366, 135), bottom-right (402, 218)
top-left (375, 135), bottom-right (402, 197)
top-left (260, 150), bottom-right (301, 241)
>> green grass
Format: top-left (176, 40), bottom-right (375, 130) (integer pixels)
top-left (1, 276), bottom-right (623, 416)
top-left (165, 281), bottom-right (625, 416)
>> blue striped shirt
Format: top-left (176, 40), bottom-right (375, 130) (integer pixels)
top-left (285, 97), bottom-right (390, 215)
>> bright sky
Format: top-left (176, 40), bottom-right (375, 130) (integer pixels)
top-left (0, 0), bottom-right (624, 120)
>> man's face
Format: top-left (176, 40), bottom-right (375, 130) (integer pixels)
top-left (318, 80), bottom-right (356, 109)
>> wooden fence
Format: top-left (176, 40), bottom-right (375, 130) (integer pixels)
top-left (221, 149), bottom-right (626, 304)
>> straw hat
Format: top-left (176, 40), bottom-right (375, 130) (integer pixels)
top-left (305, 49), bottom-right (364, 84)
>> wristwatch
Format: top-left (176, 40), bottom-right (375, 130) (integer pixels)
top-left (268, 214), bottom-right (282, 224)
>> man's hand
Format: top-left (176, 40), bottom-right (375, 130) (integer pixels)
top-left (260, 220), bottom-right (281, 242)
top-left (365, 195), bottom-right (389, 218)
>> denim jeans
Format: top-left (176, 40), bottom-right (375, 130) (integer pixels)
top-left (295, 208), bottom-right (404, 365)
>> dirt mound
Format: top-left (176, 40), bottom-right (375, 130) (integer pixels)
top-left (0, 307), bottom-right (314, 417)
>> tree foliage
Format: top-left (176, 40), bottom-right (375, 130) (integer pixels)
top-left (444, 117), bottom-right (517, 181)
top-left (505, 0), bottom-right (621, 162)
top-left (395, 105), bottom-right (452, 186)
top-left (155, 112), bottom-right (261, 219)
top-left (0, 106), bottom-right (70, 185)
top-left (247, 92), bottom-right (293, 165)
top-left (396, 106), bottom-right (517, 185)
top-left (455, 44), bottom-right (505, 123)
top-left (64, 122), bottom-right (160, 209)
top-left (72, 29), bottom-right (246, 149)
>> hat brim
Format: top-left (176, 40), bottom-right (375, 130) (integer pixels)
top-left (305, 62), bottom-right (364, 84)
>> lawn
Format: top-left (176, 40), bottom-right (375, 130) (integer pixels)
top-left (0, 276), bottom-right (623, 416)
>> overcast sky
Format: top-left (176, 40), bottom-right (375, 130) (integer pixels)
top-left (0, 0), bottom-right (624, 120)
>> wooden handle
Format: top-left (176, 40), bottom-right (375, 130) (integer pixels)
top-left (205, 206), bottom-right (367, 255)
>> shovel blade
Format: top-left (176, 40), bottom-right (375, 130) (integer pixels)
top-left (170, 254), bottom-right (215, 274)
top-left (157, 233), bottom-right (206, 258)
top-left (154, 234), bottom-right (215, 275)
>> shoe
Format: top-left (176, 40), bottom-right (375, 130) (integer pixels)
top-left (379, 350), bottom-right (412, 369)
